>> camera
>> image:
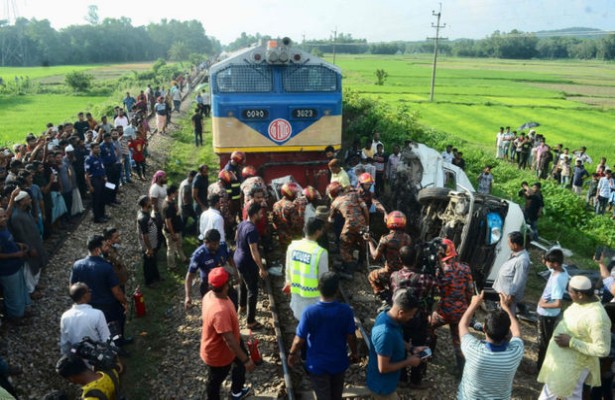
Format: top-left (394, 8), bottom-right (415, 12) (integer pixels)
top-left (417, 238), bottom-right (443, 276)
top-left (71, 336), bottom-right (121, 371)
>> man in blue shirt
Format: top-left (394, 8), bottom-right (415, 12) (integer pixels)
top-left (367, 289), bottom-right (426, 399)
top-left (84, 143), bottom-right (108, 223)
top-left (70, 235), bottom-right (129, 344)
top-left (184, 228), bottom-right (238, 309)
top-left (288, 272), bottom-right (358, 400)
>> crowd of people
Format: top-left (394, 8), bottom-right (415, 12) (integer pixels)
top-left (493, 126), bottom-right (614, 218)
top-left (2, 83), bottom-right (615, 400)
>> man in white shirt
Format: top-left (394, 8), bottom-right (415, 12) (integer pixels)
top-left (60, 282), bottom-right (110, 355)
top-left (441, 144), bottom-right (454, 163)
top-left (595, 169), bottom-right (614, 215)
top-left (370, 131), bottom-right (384, 154)
top-left (199, 193), bottom-right (226, 243)
top-left (113, 109), bottom-right (129, 129)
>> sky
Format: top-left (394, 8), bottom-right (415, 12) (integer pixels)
top-left (2, 0), bottom-right (613, 44)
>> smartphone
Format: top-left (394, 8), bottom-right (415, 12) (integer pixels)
top-left (418, 348), bottom-right (432, 359)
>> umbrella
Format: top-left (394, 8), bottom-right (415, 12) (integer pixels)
top-left (518, 122), bottom-right (540, 131)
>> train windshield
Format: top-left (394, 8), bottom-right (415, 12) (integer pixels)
top-left (215, 65), bottom-right (273, 93)
top-left (282, 65), bottom-right (338, 92)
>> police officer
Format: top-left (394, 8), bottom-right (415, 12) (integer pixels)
top-left (366, 211), bottom-right (412, 303)
top-left (99, 133), bottom-right (120, 205)
top-left (84, 143), bottom-right (107, 223)
top-left (282, 217), bottom-right (329, 321)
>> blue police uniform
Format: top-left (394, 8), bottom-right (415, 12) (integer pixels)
top-left (188, 242), bottom-right (237, 307)
top-left (85, 154), bottom-right (107, 221)
top-left (100, 141), bottom-right (120, 204)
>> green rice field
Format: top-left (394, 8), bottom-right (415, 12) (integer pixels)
top-left (334, 54), bottom-right (615, 157)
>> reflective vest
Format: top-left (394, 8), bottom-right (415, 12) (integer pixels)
top-left (289, 239), bottom-right (324, 298)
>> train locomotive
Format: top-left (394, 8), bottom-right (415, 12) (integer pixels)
top-left (209, 37), bottom-right (342, 192)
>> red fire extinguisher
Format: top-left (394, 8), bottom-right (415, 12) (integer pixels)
top-left (133, 286), bottom-right (146, 317)
top-left (246, 330), bottom-right (262, 365)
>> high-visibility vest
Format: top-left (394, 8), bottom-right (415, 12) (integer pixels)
top-left (289, 240), bottom-right (324, 298)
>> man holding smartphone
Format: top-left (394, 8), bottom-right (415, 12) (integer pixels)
top-left (457, 291), bottom-right (524, 400)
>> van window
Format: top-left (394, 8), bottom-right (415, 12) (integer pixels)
top-left (444, 170), bottom-right (456, 189)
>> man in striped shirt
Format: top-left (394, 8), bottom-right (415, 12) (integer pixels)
top-left (457, 291), bottom-right (524, 400)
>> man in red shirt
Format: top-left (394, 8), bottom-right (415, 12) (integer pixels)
top-left (201, 267), bottom-right (255, 400)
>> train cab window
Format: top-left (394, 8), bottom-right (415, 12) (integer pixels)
top-left (282, 66), bottom-right (338, 92)
top-left (215, 65), bottom-right (273, 93)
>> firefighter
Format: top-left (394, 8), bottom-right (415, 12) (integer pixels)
top-left (356, 172), bottom-right (387, 218)
top-left (240, 165), bottom-right (266, 204)
top-left (328, 182), bottom-right (368, 280)
top-left (300, 186), bottom-right (321, 228)
top-left (208, 170), bottom-right (234, 240)
top-left (272, 182), bottom-right (300, 252)
top-left (429, 238), bottom-right (473, 372)
top-left (224, 150), bottom-right (245, 221)
top-left (365, 211), bottom-right (412, 304)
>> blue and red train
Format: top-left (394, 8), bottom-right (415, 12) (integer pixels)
top-left (209, 37), bottom-right (342, 192)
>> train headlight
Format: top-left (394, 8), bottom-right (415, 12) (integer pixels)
top-left (279, 50), bottom-right (289, 63)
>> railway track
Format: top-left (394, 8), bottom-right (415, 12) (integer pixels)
top-left (260, 239), bottom-right (379, 399)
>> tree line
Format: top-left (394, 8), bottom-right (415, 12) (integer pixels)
top-left (0, 17), bottom-right (221, 66)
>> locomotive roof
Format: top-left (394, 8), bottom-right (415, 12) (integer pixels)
top-left (209, 42), bottom-right (341, 75)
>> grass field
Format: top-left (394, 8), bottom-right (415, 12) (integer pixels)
top-left (0, 63), bottom-right (154, 144)
top-left (334, 54), bottom-right (615, 157)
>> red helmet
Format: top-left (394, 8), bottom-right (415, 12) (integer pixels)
top-left (281, 182), bottom-right (300, 199)
top-left (303, 186), bottom-right (321, 202)
top-left (242, 165), bottom-right (257, 178)
top-left (440, 238), bottom-right (458, 261)
top-left (386, 211), bottom-right (406, 230)
top-left (231, 151), bottom-right (246, 164)
top-left (326, 182), bottom-right (343, 199)
top-left (218, 169), bottom-right (234, 184)
top-left (358, 172), bottom-right (374, 185)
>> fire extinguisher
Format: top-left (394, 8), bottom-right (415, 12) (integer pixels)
top-left (246, 330), bottom-right (262, 365)
top-left (133, 286), bottom-right (146, 317)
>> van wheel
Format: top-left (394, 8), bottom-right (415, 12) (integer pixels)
top-left (417, 187), bottom-right (451, 204)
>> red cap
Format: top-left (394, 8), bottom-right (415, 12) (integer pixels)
top-left (208, 267), bottom-right (229, 288)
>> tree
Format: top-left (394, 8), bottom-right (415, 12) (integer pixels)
top-left (168, 41), bottom-right (190, 61)
top-left (85, 5), bottom-right (100, 26)
top-left (598, 34), bottom-right (615, 61)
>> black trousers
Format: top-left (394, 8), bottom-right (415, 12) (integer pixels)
top-left (92, 301), bottom-right (125, 338)
top-left (309, 371), bottom-right (346, 400)
top-left (238, 265), bottom-right (259, 324)
top-left (91, 176), bottom-right (106, 221)
top-left (401, 310), bottom-right (429, 384)
top-left (143, 251), bottom-right (161, 285)
top-left (537, 315), bottom-right (559, 370)
top-left (104, 163), bottom-right (121, 204)
top-left (206, 341), bottom-right (247, 400)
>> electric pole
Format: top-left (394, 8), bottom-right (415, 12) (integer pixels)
top-left (332, 28), bottom-right (337, 64)
top-left (428, 4), bottom-right (447, 102)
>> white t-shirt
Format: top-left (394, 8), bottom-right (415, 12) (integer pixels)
top-left (149, 184), bottom-right (167, 212)
top-left (199, 208), bottom-right (226, 243)
top-left (60, 304), bottom-right (110, 355)
top-left (114, 115), bottom-right (129, 129)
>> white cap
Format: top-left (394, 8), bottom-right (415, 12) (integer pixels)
top-left (569, 275), bottom-right (592, 291)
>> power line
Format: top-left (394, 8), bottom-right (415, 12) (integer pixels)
top-left (428, 3), bottom-right (447, 103)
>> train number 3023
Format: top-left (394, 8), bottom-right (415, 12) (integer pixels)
top-left (292, 108), bottom-right (317, 119)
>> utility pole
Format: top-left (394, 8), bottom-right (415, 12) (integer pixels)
top-left (332, 27), bottom-right (337, 64)
top-left (428, 3), bottom-right (447, 102)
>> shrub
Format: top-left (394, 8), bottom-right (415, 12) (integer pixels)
top-left (65, 71), bottom-right (94, 92)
